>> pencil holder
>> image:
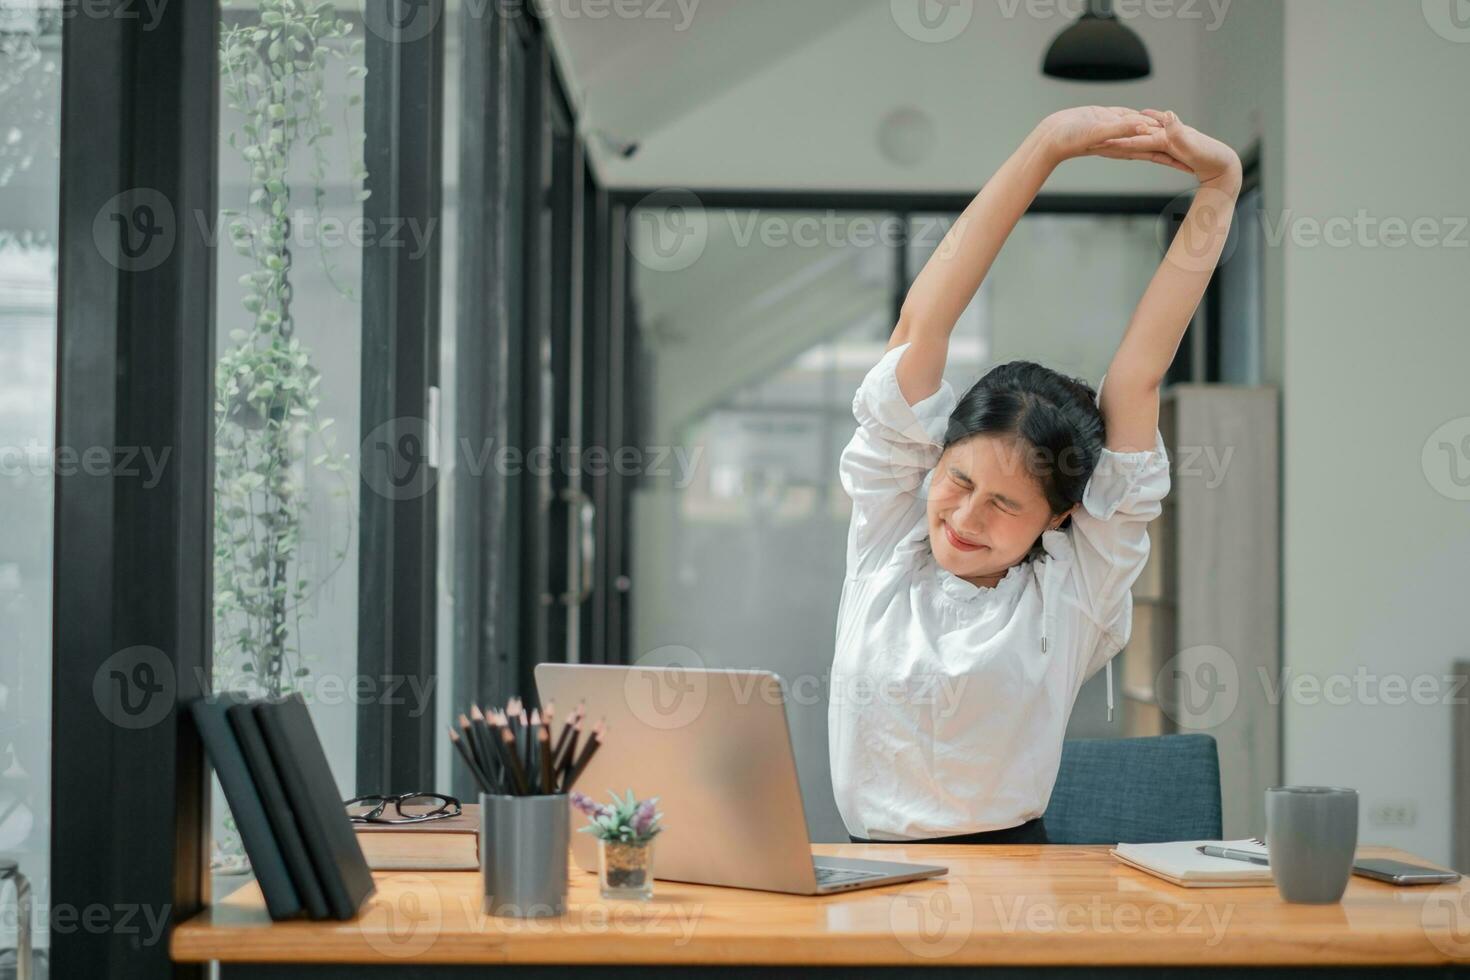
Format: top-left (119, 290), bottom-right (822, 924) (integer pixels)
top-left (479, 793), bottom-right (569, 917)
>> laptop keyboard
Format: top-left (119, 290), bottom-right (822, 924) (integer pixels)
top-left (814, 865), bottom-right (887, 886)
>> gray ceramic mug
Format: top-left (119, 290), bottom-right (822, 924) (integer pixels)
top-left (1264, 785), bottom-right (1358, 903)
top-left (480, 793), bottom-right (569, 917)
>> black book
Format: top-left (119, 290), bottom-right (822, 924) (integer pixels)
top-left (189, 694), bottom-right (302, 921)
top-left (254, 695), bottom-right (376, 920)
top-left (226, 699), bottom-right (331, 920)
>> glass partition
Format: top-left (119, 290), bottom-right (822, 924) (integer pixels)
top-left (629, 205), bottom-right (1163, 841)
top-left (0, 3), bottom-right (60, 966)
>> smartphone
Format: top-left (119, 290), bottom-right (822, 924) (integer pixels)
top-left (1352, 858), bottom-right (1462, 885)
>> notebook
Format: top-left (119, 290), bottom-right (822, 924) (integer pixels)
top-left (189, 694), bottom-right (302, 920)
top-left (227, 699), bottom-right (331, 919)
top-left (1110, 839), bottom-right (1273, 887)
top-left (255, 695), bottom-right (377, 919)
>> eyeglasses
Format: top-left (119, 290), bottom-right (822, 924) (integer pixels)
top-left (344, 792), bottom-right (461, 825)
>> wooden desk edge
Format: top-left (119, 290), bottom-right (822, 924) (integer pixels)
top-left (172, 843), bottom-right (1470, 968)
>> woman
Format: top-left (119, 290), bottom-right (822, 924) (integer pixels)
top-left (828, 107), bottom-right (1241, 844)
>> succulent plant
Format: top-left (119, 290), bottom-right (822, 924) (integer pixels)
top-left (571, 789), bottom-right (664, 846)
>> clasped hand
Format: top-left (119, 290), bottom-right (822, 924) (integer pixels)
top-left (1039, 106), bottom-right (1242, 188)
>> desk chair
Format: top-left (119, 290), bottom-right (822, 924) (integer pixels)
top-left (1043, 734), bottom-right (1222, 844)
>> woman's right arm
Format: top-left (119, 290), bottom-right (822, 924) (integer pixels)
top-left (890, 107), bottom-right (1164, 406)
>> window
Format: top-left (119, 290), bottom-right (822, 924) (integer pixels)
top-left (0, 4), bottom-right (60, 963)
top-left (625, 199), bottom-right (1168, 841)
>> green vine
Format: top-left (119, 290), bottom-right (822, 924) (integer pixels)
top-left (213, 0), bottom-right (367, 697)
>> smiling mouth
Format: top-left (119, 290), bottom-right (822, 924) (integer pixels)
top-left (942, 521), bottom-right (986, 552)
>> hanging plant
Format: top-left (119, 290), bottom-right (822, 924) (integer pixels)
top-left (213, 0), bottom-right (368, 697)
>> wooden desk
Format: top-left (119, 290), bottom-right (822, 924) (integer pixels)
top-left (174, 843), bottom-right (1470, 978)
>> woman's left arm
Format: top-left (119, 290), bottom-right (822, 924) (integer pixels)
top-left (1090, 110), bottom-right (1243, 451)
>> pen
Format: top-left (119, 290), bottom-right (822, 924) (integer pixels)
top-left (1197, 844), bottom-right (1269, 866)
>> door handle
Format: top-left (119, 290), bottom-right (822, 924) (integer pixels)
top-left (559, 487), bottom-right (596, 605)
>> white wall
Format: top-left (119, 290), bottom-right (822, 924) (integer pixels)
top-left (1276, 0), bottom-right (1470, 868)
top-left (1106, 0), bottom-right (1469, 866)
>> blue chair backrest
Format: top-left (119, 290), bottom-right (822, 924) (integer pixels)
top-left (1043, 734), bottom-right (1222, 844)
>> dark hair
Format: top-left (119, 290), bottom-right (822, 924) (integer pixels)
top-left (942, 360), bottom-right (1105, 524)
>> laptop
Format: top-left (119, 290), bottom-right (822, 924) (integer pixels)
top-left (533, 663), bottom-right (947, 895)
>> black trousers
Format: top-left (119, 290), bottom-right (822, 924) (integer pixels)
top-left (848, 815), bottom-right (1049, 845)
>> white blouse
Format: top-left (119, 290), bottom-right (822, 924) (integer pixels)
top-left (828, 343), bottom-right (1171, 841)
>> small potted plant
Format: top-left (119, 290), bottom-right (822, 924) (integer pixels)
top-left (571, 789), bottom-right (663, 900)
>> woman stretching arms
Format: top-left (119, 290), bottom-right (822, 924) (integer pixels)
top-left (829, 107), bottom-right (1241, 843)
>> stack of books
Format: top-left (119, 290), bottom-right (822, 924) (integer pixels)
top-left (190, 692), bottom-right (376, 921)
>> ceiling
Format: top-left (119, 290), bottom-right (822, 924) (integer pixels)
top-left (545, 0), bottom-right (879, 175)
top-left (542, 0), bottom-right (1210, 193)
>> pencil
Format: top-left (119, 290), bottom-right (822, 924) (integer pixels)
top-left (457, 714), bottom-right (490, 789)
top-left (486, 710), bottom-right (520, 795)
top-left (448, 728), bottom-right (489, 793)
top-left (557, 714), bottom-right (584, 789)
top-left (541, 701), bottom-right (556, 792)
top-left (562, 720), bottom-right (605, 793)
top-left (507, 696), bottom-right (522, 740)
top-left (519, 705), bottom-right (532, 774)
top-left (469, 705), bottom-right (500, 792)
top-left (505, 697), bottom-right (522, 761)
top-left (537, 719), bottom-right (552, 794)
top-left (550, 702), bottom-right (582, 775)
top-left (497, 721), bottom-right (531, 795)
top-left (529, 708), bottom-right (543, 792)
